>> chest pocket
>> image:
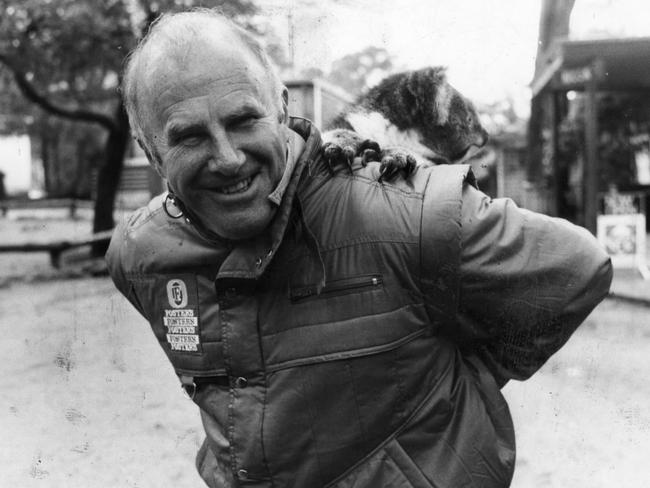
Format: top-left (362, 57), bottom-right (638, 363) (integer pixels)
top-left (130, 273), bottom-right (225, 376)
top-left (259, 271), bottom-right (431, 372)
top-left (289, 274), bottom-right (383, 302)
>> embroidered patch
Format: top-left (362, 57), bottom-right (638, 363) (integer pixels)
top-left (162, 276), bottom-right (202, 353)
top-left (167, 279), bottom-right (188, 308)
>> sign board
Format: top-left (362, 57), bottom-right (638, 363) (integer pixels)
top-left (597, 214), bottom-right (649, 279)
top-left (560, 66), bottom-right (593, 86)
top-left (0, 134), bottom-right (31, 195)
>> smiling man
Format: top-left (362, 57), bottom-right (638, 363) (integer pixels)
top-left (123, 20), bottom-right (292, 240)
top-left (107, 9), bottom-right (612, 488)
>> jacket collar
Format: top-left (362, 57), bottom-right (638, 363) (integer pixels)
top-left (214, 117), bottom-right (323, 283)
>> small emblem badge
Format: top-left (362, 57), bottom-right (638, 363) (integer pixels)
top-left (160, 275), bottom-right (201, 353)
top-left (167, 279), bottom-right (188, 309)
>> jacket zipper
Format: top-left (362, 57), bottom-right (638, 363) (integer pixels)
top-left (290, 274), bottom-right (383, 302)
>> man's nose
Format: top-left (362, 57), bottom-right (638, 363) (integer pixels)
top-left (207, 131), bottom-right (245, 175)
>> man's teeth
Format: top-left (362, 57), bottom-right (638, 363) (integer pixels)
top-left (218, 177), bottom-right (252, 195)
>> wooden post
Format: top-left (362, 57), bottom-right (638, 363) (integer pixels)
top-left (583, 65), bottom-right (599, 234)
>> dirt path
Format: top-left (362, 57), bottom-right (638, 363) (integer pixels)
top-left (1, 277), bottom-right (204, 487)
top-left (505, 299), bottom-right (650, 487)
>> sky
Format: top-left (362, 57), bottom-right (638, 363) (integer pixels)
top-left (257, 0), bottom-right (650, 116)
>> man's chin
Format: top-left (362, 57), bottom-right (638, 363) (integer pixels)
top-left (198, 206), bottom-right (277, 241)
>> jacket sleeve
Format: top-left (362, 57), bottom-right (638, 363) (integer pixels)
top-left (456, 184), bottom-right (613, 384)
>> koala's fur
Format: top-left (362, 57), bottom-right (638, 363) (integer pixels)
top-left (323, 67), bottom-right (488, 176)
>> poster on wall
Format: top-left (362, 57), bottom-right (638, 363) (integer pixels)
top-left (597, 213), bottom-right (649, 279)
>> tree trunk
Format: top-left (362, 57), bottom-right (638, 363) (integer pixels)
top-left (91, 100), bottom-right (130, 256)
top-left (527, 0), bottom-right (576, 183)
top-left (39, 122), bottom-right (53, 195)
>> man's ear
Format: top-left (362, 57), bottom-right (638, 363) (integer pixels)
top-left (281, 87), bottom-right (289, 123)
top-left (136, 138), bottom-right (165, 178)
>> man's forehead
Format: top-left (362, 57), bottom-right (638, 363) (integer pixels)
top-left (155, 64), bottom-right (264, 102)
top-left (140, 30), bottom-right (261, 89)
top-left (136, 33), bottom-right (274, 126)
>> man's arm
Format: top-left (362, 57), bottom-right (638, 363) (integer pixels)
top-left (456, 185), bottom-right (613, 384)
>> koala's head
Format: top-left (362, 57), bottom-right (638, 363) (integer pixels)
top-left (399, 67), bottom-right (489, 163)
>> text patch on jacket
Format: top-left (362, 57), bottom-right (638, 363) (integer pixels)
top-left (160, 274), bottom-right (202, 354)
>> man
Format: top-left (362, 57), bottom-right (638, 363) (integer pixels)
top-left (107, 9), bottom-right (612, 488)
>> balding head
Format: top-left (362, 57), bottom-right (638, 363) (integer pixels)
top-left (122, 9), bottom-right (285, 161)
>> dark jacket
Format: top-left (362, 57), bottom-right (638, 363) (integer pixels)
top-left (106, 118), bottom-right (612, 487)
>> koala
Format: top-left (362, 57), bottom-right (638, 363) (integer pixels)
top-left (322, 66), bottom-right (488, 181)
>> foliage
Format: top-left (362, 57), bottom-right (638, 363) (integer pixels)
top-left (324, 46), bottom-right (395, 97)
top-left (0, 0), bottom-right (132, 107)
top-left (478, 98), bottom-right (527, 137)
top-left (0, 0), bottom-right (263, 129)
top-left (0, 70), bottom-right (36, 133)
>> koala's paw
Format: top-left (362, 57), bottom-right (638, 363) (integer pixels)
top-left (322, 138), bottom-right (382, 174)
top-left (378, 151), bottom-right (417, 182)
top-left (357, 139), bottom-right (381, 166)
top-left (322, 142), bottom-right (356, 174)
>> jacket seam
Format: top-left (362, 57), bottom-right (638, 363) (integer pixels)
top-left (265, 329), bottom-right (427, 373)
top-left (331, 172), bottom-right (426, 199)
top-left (419, 171), bottom-right (433, 297)
top-left (282, 238), bottom-right (417, 259)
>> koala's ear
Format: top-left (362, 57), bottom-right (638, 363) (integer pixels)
top-left (434, 66), bottom-right (448, 80)
top-left (406, 66), bottom-right (451, 124)
top-left (433, 83), bottom-right (456, 126)
top-left (404, 70), bottom-right (425, 118)
top-left (415, 66), bottom-right (448, 90)
top-left (417, 67), bottom-right (452, 126)
top-left (423, 66), bottom-right (446, 81)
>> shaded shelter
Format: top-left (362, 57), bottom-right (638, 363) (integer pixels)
top-left (530, 37), bottom-right (650, 232)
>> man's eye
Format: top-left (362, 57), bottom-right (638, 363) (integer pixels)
top-left (231, 115), bottom-right (259, 129)
top-left (177, 133), bottom-right (204, 146)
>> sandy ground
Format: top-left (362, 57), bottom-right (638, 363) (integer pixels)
top-left (1, 213), bottom-right (649, 487)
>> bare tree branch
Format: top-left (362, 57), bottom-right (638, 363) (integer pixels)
top-left (0, 54), bottom-right (118, 132)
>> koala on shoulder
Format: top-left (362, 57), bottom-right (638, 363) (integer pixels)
top-left (322, 66), bottom-right (488, 181)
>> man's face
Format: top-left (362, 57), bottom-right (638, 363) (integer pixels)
top-left (140, 38), bottom-right (289, 240)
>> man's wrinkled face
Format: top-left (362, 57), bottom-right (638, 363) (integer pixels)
top-left (140, 37), bottom-right (289, 240)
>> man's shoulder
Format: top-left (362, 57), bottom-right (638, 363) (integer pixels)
top-left (305, 162), bottom-right (474, 203)
top-left (106, 193), bottom-right (229, 279)
top-left (299, 163), bottom-right (474, 245)
top-left (110, 194), bottom-right (166, 245)
top-left (105, 194), bottom-right (176, 274)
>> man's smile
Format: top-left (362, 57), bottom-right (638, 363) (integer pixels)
top-left (216, 175), bottom-right (254, 195)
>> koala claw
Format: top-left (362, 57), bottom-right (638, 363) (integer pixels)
top-left (322, 138), bottom-right (381, 174)
top-left (361, 148), bottom-right (380, 166)
top-left (341, 146), bottom-right (357, 174)
top-left (358, 139), bottom-right (381, 164)
top-left (322, 142), bottom-right (343, 175)
top-left (378, 153), bottom-right (417, 183)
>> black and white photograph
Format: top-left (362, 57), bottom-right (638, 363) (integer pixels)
top-left (1, 1), bottom-right (649, 487)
